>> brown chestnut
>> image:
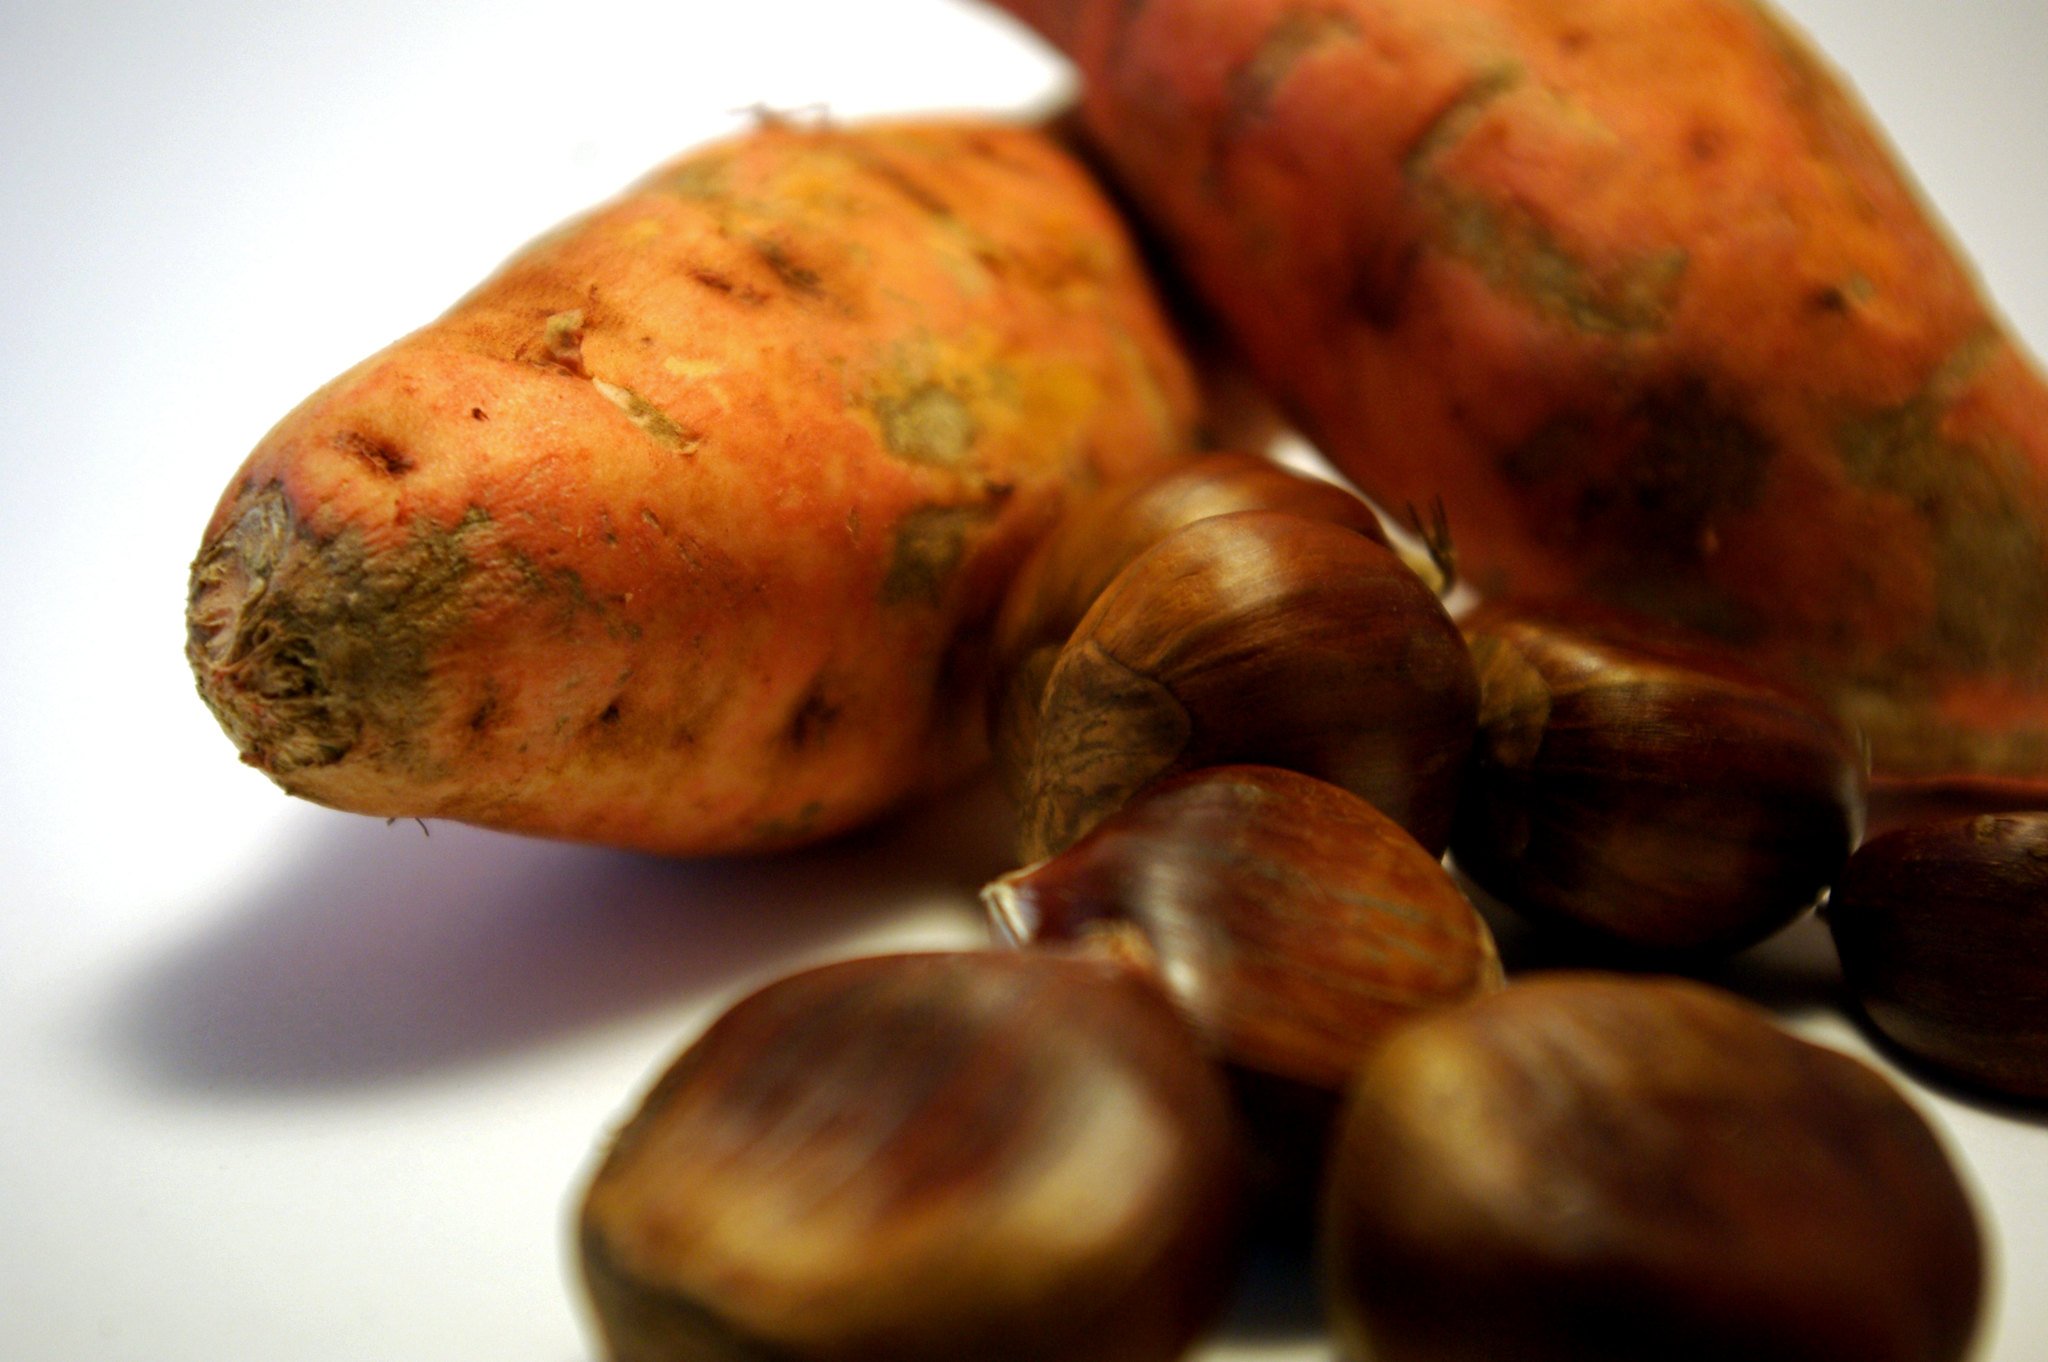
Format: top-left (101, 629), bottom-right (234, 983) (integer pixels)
top-left (1829, 811), bottom-right (2048, 1099)
top-left (1017, 509), bottom-right (1477, 862)
top-left (992, 453), bottom-right (1390, 683)
top-left (578, 951), bottom-right (1247, 1362)
top-left (988, 453), bottom-right (1391, 803)
top-left (1452, 599), bottom-right (1866, 955)
top-left (984, 764), bottom-right (1502, 1094)
top-left (1321, 974), bottom-right (1984, 1362)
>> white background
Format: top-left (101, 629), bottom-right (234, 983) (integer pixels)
top-left (3, 1), bottom-right (2044, 1357)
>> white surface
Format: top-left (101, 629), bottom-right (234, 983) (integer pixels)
top-left (2, 1), bottom-right (2044, 1358)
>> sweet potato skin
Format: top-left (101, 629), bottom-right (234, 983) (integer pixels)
top-left (1002, 0), bottom-right (2048, 789)
top-left (187, 119), bottom-right (1201, 855)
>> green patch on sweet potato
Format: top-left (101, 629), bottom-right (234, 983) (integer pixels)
top-left (1406, 67), bottom-right (1688, 336)
top-left (1228, 11), bottom-right (1363, 129)
top-left (593, 379), bottom-right (702, 453)
top-left (1504, 375), bottom-right (1773, 640)
top-left (881, 504), bottom-right (994, 607)
top-left (872, 384), bottom-right (980, 468)
top-left (1839, 339), bottom-right (2048, 674)
top-left (187, 486), bottom-right (493, 780)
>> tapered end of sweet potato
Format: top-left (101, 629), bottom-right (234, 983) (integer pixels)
top-left (189, 490), bottom-right (286, 766)
top-left (188, 484), bottom-right (347, 775)
top-left (187, 479), bottom-right (466, 799)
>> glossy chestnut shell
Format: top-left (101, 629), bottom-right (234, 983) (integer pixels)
top-left (991, 452), bottom-right (1389, 688)
top-left (1321, 974), bottom-right (1984, 1362)
top-left (578, 951), bottom-right (1247, 1362)
top-left (1829, 811), bottom-right (2048, 1100)
top-left (985, 764), bottom-right (1501, 1093)
top-left (988, 453), bottom-right (1389, 804)
top-left (1017, 509), bottom-right (1476, 862)
top-left (1452, 599), bottom-right (1866, 955)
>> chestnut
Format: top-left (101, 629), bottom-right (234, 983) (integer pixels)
top-left (1452, 599), bottom-right (1866, 955)
top-left (988, 453), bottom-right (1390, 804)
top-left (988, 764), bottom-right (1501, 1222)
top-left (577, 951), bottom-right (1247, 1362)
top-left (1321, 974), bottom-right (1984, 1362)
top-left (984, 764), bottom-right (1502, 1095)
top-left (1016, 508), bottom-right (1477, 862)
top-left (992, 453), bottom-right (1390, 684)
top-left (1828, 811), bottom-right (2048, 1099)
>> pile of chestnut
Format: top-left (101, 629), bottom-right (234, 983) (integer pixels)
top-left (575, 454), bottom-right (2041, 1362)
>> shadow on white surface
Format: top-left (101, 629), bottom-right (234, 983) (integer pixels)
top-left (1457, 866), bottom-right (1847, 1012)
top-left (1465, 859), bottom-right (2048, 1128)
top-left (1218, 1226), bottom-right (1326, 1346)
top-left (1691, 912), bottom-right (1851, 1018)
top-left (101, 778), bottom-right (1014, 1093)
top-left (1831, 1005), bottom-right (2048, 1130)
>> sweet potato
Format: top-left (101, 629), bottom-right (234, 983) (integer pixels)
top-left (995, 0), bottom-right (2048, 791)
top-left (186, 118), bottom-right (1202, 855)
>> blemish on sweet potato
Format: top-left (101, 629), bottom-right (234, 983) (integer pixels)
top-left (747, 236), bottom-right (824, 297)
top-left (639, 506), bottom-right (712, 574)
top-left (1437, 194), bottom-right (1687, 335)
top-left (1604, 379), bottom-right (1774, 554)
top-left (330, 430), bottom-right (414, 477)
top-left (752, 799), bottom-right (826, 847)
top-left (505, 548), bottom-right (636, 639)
top-left (882, 504), bottom-right (992, 606)
top-left (1227, 11), bottom-right (1362, 131)
top-left (592, 379), bottom-right (702, 453)
top-left (1809, 285), bottom-right (1851, 316)
top-left (784, 683), bottom-right (842, 750)
top-left (846, 147), bottom-right (955, 218)
top-left (1403, 67), bottom-right (1525, 176)
top-left (1503, 376), bottom-right (1773, 636)
top-left (872, 384), bottom-right (979, 467)
top-left (543, 310), bottom-right (589, 377)
top-left (187, 486), bottom-right (490, 779)
top-left (1404, 67), bottom-right (1689, 335)
top-left (1931, 483), bottom-right (2048, 673)
top-left (686, 265), bottom-right (767, 305)
top-left (1838, 345), bottom-right (2048, 672)
top-left (467, 686), bottom-right (503, 737)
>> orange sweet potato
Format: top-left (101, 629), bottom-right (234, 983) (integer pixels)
top-left (186, 118), bottom-right (1202, 855)
top-left (996, 0), bottom-right (2048, 792)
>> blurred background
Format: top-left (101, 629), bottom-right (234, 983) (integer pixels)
top-left (3, 1), bottom-right (2044, 1357)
